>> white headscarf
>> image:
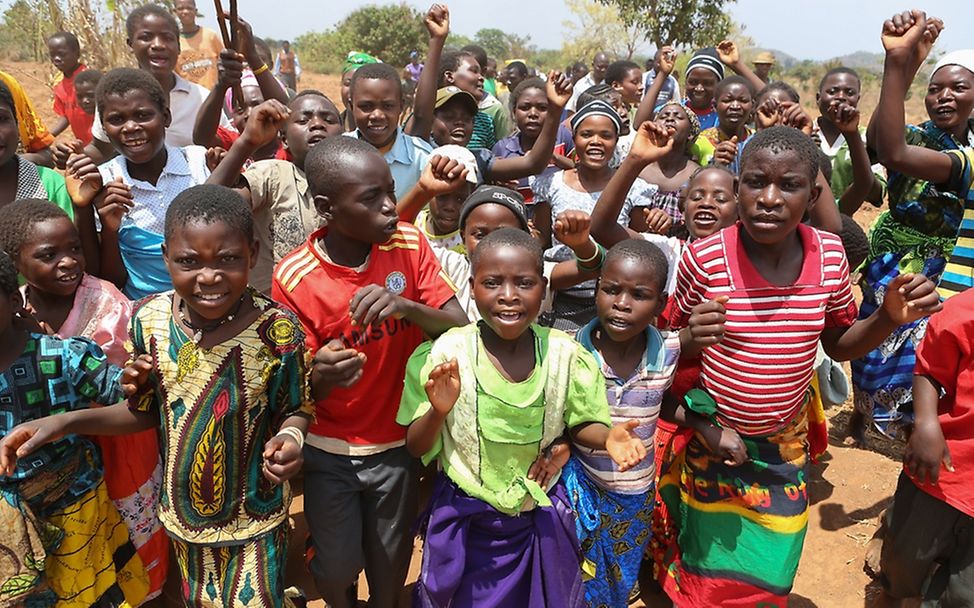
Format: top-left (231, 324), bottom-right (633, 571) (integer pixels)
top-left (932, 50), bottom-right (974, 82)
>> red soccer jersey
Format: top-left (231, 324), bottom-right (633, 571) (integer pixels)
top-left (911, 288), bottom-right (974, 517)
top-left (53, 65), bottom-right (94, 145)
top-left (670, 223), bottom-right (858, 436)
top-left (271, 223), bottom-right (457, 445)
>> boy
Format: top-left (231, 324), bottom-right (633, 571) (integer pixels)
top-left (208, 92), bottom-right (344, 292)
top-left (0, 185), bottom-right (312, 608)
top-left (271, 136), bottom-right (465, 608)
top-left (346, 62), bottom-right (432, 200)
top-left (461, 43), bottom-right (513, 140)
top-left (815, 67), bottom-right (886, 210)
top-left (173, 0), bottom-right (224, 89)
top-left (47, 31), bottom-right (92, 143)
top-left (85, 4), bottom-right (222, 162)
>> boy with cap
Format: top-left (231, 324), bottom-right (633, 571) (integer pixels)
top-left (753, 51), bottom-right (776, 83)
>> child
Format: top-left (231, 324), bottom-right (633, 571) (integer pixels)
top-left (271, 136), bottom-right (465, 608)
top-left (0, 81), bottom-right (73, 214)
top-left (67, 67), bottom-right (211, 299)
top-left (561, 239), bottom-right (681, 607)
top-left (1, 185), bottom-right (312, 607)
top-left (47, 31), bottom-right (92, 143)
top-left (492, 77), bottom-right (575, 204)
top-left (0, 249), bottom-right (149, 607)
top-left (437, 50), bottom-right (497, 149)
top-left (815, 67), bottom-right (886, 209)
top-left (877, 289), bottom-right (974, 606)
top-left (347, 62), bottom-right (433, 199)
top-left (689, 75), bottom-right (754, 167)
top-left (658, 126), bottom-right (941, 607)
top-left (605, 60), bottom-right (644, 121)
top-left (339, 51), bottom-right (380, 131)
top-left (173, 0), bottom-right (224, 89)
top-left (533, 99), bottom-right (657, 332)
top-left (86, 4), bottom-right (219, 162)
top-left (397, 227), bottom-right (647, 607)
top-left (0, 198), bottom-right (169, 598)
top-left (680, 48), bottom-right (723, 130)
top-left (460, 43), bottom-right (513, 141)
top-left (208, 92), bottom-right (343, 292)
top-left (853, 12), bottom-right (973, 440)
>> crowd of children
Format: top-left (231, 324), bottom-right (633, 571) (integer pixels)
top-left (0, 3), bottom-right (970, 607)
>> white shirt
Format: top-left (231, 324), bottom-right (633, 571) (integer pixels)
top-left (92, 74), bottom-right (226, 147)
top-left (567, 73), bottom-right (600, 112)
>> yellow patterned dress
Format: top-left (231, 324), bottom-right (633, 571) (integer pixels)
top-left (127, 291), bottom-right (312, 608)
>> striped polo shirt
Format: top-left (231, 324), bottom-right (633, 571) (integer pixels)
top-left (573, 320), bottom-right (681, 494)
top-left (671, 223), bottom-right (858, 436)
top-left (937, 148), bottom-right (974, 299)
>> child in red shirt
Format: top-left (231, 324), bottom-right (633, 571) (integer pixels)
top-left (47, 32), bottom-right (93, 144)
top-left (272, 136), bottom-right (465, 608)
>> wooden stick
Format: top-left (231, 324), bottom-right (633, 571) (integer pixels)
top-left (213, 0), bottom-right (231, 47)
top-left (212, 1), bottom-right (243, 111)
top-left (229, 0), bottom-right (239, 52)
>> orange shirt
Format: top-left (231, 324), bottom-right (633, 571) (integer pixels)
top-left (176, 27), bottom-right (224, 89)
top-left (271, 224), bottom-right (457, 445)
top-left (277, 50), bottom-right (296, 74)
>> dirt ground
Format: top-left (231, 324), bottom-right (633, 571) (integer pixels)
top-left (2, 60), bottom-right (919, 607)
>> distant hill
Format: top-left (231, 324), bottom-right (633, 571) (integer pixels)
top-left (748, 48), bottom-right (886, 75)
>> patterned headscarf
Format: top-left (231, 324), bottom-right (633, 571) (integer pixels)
top-left (659, 99), bottom-right (701, 151)
top-left (343, 51), bottom-right (380, 75)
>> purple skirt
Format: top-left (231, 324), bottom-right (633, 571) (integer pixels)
top-left (414, 473), bottom-right (585, 608)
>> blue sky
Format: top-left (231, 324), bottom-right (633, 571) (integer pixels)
top-left (5, 0), bottom-right (966, 61)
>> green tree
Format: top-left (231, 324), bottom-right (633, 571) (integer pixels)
top-left (474, 28), bottom-right (509, 59)
top-left (595, 0), bottom-right (735, 49)
top-left (562, 0), bottom-right (643, 61)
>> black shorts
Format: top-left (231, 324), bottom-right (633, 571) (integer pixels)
top-left (880, 472), bottom-right (974, 606)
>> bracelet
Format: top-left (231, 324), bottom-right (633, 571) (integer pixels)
top-left (576, 244), bottom-right (606, 271)
top-left (574, 237), bottom-right (601, 264)
top-left (252, 63), bottom-right (269, 76)
top-left (276, 426), bottom-right (305, 449)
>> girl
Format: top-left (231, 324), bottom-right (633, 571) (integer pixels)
top-left (852, 14), bottom-right (974, 442)
top-left (562, 239), bottom-right (682, 607)
top-left (0, 199), bottom-right (168, 598)
top-left (492, 78), bottom-right (575, 204)
top-left (340, 52), bottom-right (380, 131)
top-left (398, 227), bottom-right (647, 607)
top-left (533, 100), bottom-right (658, 332)
top-left (0, 81), bottom-right (73, 216)
top-left (659, 126), bottom-right (941, 607)
top-left (0, 185), bottom-right (311, 608)
top-left (636, 100), bottom-right (702, 233)
top-left (67, 67), bottom-right (212, 299)
top-left (438, 50), bottom-right (496, 149)
top-left (0, 249), bottom-right (148, 607)
top-left (689, 75), bottom-right (755, 168)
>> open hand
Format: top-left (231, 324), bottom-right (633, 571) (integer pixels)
top-left (605, 419), bottom-right (647, 472)
top-left (881, 273), bottom-right (942, 325)
top-left (716, 40), bottom-right (740, 66)
top-left (425, 358), bottom-right (460, 415)
top-left (65, 150), bottom-right (103, 207)
top-left (0, 418), bottom-right (70, 475)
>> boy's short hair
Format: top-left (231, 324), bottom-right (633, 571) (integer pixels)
top-left (818, 66), bottom-right (861, 92)
top-left (460, 44), bottom-right (488, 69)
top-left (0, 81), bottom-right (15, 120)
top-left (577, 83), bottom-right (618, 108)
top-left (603, 239), bottom-right (670, 293)
top-left (126, 3), bottom-right (179, 38)
top-left (96, 67), bottom-right (167, 116)
top-left (469, 227), bottom-right (543, 275)
top-left (716, 74), bottom-right (755, 98)
top-left (756, 80), bottom-right (800, 104)
top-left (0, 199), bottom-right (71, 261)
top-left (839, 214), bottom-right (869, 270)
top-left (507, 61), bottom-right (529, 79)
top-left (74, 69), bottom-right (103, 89)
top-left (164, 185), bottom-right (253, 242)
top-left (509, 77), bottom-right (545, 111)
top-left (351, 62), bottom-right (403, 101)
top-left (0, 250), bottom-right (17, 298)
top-left (817, 149), bottom-right (834, 185)
top-left (304, 135), bottom-right (381, 198)
top-left (740, 126), bottom-right (819, 182)
top-left (48, 31), bottom-right (80, 52)
top-left (291, 89), bottom-right (335, 108)
top-left (438, 50), bottom-right (478, 88)
top-left (604, 60), bottom-right (640, 87)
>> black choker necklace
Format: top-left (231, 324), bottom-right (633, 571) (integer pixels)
top-left (177, 294), bottom-right (247, 344)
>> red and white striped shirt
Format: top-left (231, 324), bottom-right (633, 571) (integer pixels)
top-left (671, 223), bottom-right (857, 436)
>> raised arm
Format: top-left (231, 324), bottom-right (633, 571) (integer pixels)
top-left (395, 154), bottom-right (469, 223)
top-left (195, 49), bottom-right (242, 147)
top-left (406, 4), bottom-right (449, 138)
top-left (716, 40), bottom-right (766, 95)
top-left (206, 99), bottom-right (289, 197)
top-left (872, 10), bottom-right (951, 184)
top-left (830, 102), bottom-right (876, 215)
top-left (633, 47), bottom-right (676, 130)
top-left (488, 71), bottom-right (573, 182)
